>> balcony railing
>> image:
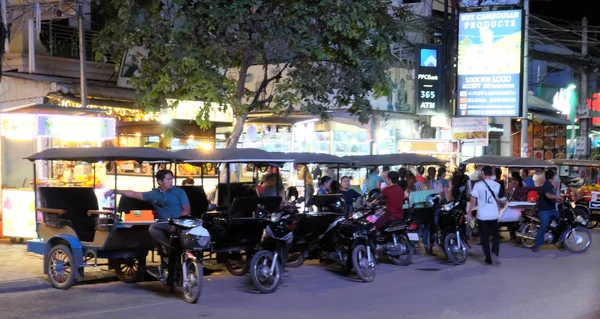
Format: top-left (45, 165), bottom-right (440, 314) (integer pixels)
top-left (39, 22), bottom-right (99, 61)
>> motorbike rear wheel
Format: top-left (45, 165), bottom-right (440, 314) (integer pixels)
top-left (563, 226), bottom-right (592, 253)
top-left (182, 260), bottom-right (203, 304)
top-left (351, 245), bottom-right (375, 282)
top-left (388, 236), bottom-right (413, 266)
top-left (250, 250), bottom-right (282, 294)
top-left (518, 223), bottom-right (536, 248)
top-left (443, 233), bottom-right (467, 265)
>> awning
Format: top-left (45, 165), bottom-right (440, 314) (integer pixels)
top-left (531, 112), bottom-right (571, 125)
top-left (527, 91), bottom-right (561, 113)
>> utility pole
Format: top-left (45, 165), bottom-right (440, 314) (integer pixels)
top-left (577, 16), bottom-right (589, 158)
top-left (78, 1), bottom-right (88, 107)
top-left (520, 0), bottom-right (530, 158)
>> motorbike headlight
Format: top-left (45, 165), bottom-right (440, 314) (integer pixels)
top-left (352, 211), bottom-right (367, 220)
top-left (570, 202), bottom-right (576, 209)
top-left (173, 219), bottom-right (203, 228)
top-left (271, 212), bottom-right (282, 223)
top-left (441, 202), bottom-right (456, 211)
top-left (198, 235), bottom-right (211, 248)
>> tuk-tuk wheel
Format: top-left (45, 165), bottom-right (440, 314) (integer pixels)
top-left (222, 252), bottom-right (249, 276)
top-left (47, 244), bottom-right (75, 290)
top-left (110, 257), bottom-right (147, 283)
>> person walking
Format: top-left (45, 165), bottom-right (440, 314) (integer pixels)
top-left (468, 166), bottom-right (506, 265)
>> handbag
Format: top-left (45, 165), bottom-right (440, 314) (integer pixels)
top-left (483, 180), bottom-right (507, 219)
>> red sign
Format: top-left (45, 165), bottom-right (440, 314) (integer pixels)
top-left (587, 93), bottom-right (600, 126)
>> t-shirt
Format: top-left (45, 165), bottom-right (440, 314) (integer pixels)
top-left (341, 189), bottom-right (361, 207)
top-left (538, 180), bottom-right (557, 211)
top-left (142, 187), bottom-right (190, 220)
top-left (524, 177), bottom-right (535, 187)
top-left (382, 184), bottom-right (405, 220)
top-left (470, 179), bottom-right (506, 221)
top-left (365, 173), bottom-right (380, 191)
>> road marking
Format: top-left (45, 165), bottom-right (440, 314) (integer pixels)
top-left (46, 291), bottom-right (239, 319)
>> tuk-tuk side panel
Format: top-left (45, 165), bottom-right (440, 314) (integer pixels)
top-left (97, 226), bottom-right (155, 251)
top-left (43, 234), bottom-right (84, 280)
top-left (38, 223), bottom-right (78, 241)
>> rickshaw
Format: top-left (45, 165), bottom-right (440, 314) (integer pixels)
top-left (461, 155), bottom-right (561, 239)
top-left (346, 153), bottom-right (447, 260)
top-left (25, 147), bottom-right (186, 290)
top-left (549, 158), bottom-right (600, 228)
top-left (171, 148), bottom-right (292, 276)
top-left (266, 152), bottom-right (355, 268)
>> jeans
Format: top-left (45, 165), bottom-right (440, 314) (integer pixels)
top-left (149, 222), bottom-right (173, 253)
top-left (478, 219), bottom-right (500, 262)
top-left (535, 209), bottom-right (560, 248)
top-left (422, 208), bottom-right (441, 248)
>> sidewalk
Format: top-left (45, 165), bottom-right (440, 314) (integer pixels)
top-left (0, 238), bottom-right (230, 294)
top-left (0, 238), bottom-right (121, 293)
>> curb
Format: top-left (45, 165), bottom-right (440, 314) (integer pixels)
top-left (0, 275), bottom-right (119, 294)
top-left (0, 279), bottom-right (50, 294)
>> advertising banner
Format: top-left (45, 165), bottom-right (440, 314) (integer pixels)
top-left (458, 0), bottom-right (522, 9)
top-left (456, 9), bottom-right (524, 117)
top-left (451, 117), bottom-right (489, 146)
top-left (415, 44), bottom-right (443, 115)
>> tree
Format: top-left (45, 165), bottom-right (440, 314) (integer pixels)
top-left (95, 0), bottom-right (410, 148)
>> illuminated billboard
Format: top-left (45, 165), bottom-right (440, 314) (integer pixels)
top-left (459, 0), bottom-right (522, 9)
top-left (456, 9), bottom-right (524, 117)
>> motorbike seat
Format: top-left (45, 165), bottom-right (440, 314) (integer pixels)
top-left (383, 219), bottom-right (406, 228)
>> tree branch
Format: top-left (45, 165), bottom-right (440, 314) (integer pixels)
top-left (248, 62), bottom-right (289, 111)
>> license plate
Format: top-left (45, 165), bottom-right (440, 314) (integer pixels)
top-left (408, 233), bottom-right (419, 241)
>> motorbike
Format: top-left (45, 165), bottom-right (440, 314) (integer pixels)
top-left (147, 212), bottom-right (210, 303)
top-left (249, 198), bottom-right (302, 293)
top-left (516, 196), bottom-right (592, 253)
top-left (314, 196), bottom-right (381, 282)
top-left (434, 187), bottom-right (471, 265)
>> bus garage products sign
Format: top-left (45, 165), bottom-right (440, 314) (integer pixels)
top-left (415, 44), bottom-right (443, 115)
top-left (456, 9), bottom-right (524, 117)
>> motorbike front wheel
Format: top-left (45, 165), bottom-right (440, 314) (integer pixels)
top-left (563, 226), bottom-right (592, 253)
top-left (518, 223), bottom-right (537, 248)
top-left (182, 260), bottom-right (203, 304)
top-left (443, 233), bottom-right (468, 265)
top-left (351, 245), bottom-right (375, 282)
top-left (250, 250), bottom-right (282, 294)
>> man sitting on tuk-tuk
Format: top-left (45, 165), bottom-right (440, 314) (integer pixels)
top-left (104, 169), bottom-right (191, 274)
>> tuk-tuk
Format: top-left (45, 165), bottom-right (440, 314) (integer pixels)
top-left (172, 148), bottom-right (292, 276)
top-left (25, 147), bottom-right (185, 289)
top-left (549, 158), bottom-right (600, 228)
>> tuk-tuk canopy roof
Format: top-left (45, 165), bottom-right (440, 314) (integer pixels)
top-left (549, 159), bottom-right (600, 167)
top-left (269, 152), bottom-right (354, 165)
top-left (25, 147), bottom-right (185, 162)
top-left (462, 155), bottom-right (555, 168)
top-left (174, 148), bottom-right (292, 163)
top-left (347, 153), bottom-right (445, 167)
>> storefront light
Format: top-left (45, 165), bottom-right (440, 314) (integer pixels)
top-left (568, 84), bottom-right (577, 90)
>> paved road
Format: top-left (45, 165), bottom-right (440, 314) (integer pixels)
top-left (1, 232), bottom-right (600, 319)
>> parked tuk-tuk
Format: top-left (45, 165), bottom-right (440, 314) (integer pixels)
top-left (25, 147), bottom-right (185, 289)
top-left (172, 148), bottom-right (292, 276)
top-left (549, 158), bottom-right (600, 228)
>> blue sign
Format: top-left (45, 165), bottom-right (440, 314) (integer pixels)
top-left (456, 10), bottom-right (523, 117)
top-left (420, 49), bottom-right (438, 68)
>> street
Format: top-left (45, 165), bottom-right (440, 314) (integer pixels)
top-left (1, 231), bottom-right (600, 319)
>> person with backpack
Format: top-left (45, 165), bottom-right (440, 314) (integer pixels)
top-left (467, 166), bottom-right (506, 265)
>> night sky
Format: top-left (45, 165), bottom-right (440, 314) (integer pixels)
top-left (530, 1), bottom-right (597, 26)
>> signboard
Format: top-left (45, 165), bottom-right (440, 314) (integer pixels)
top-left (459, 0), bottom-right (522, 8)
top-left (37, 115), bottom-right (116, 140)
top-left (415, 44), bottom-right (443, 115)
top-left (164, 100), bottom-right (234, 123)
top-left (451, 117), bottom-right (489, 146)
top-left (117, 46), bottom-right (148, 89)
top-left (2, 190), bottom-right (37, 239)
top-left (587, 93), bottom-right (600, 126)
top-left (397, 139), bottom-right (455, 154)
top-left (0, 114), bottom-right (37, 140)
top-left (576, 136), bottom-right (589, 156)
top-left (456, 10), bottom-right (524, 117)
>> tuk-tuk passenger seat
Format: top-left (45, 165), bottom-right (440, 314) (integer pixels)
top-left (38, 187), bottom-right (100, 242)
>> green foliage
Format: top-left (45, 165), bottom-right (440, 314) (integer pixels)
top-left (95, 0), bottom-right (409, 142)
